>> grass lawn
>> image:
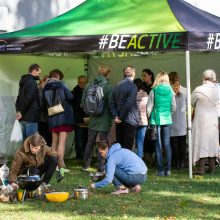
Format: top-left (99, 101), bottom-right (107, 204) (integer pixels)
top-left (1, 159), bottom-right (220, 220)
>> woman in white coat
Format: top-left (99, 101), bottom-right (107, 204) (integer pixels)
top-left (191, 69), bottom-right (219, 175)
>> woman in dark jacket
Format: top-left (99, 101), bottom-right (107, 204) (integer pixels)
top-left (44, 69), bottom-right (74, 165)
top-left (142, 68), bottom-right (155, 165)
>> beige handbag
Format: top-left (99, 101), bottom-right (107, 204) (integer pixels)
top-left (48, 103), bottom-right (64, 116)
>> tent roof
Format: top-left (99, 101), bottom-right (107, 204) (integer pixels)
top-left (0, 0), bottom-right (185, 38)
top-left (0, 0), bottom-right (220, 53)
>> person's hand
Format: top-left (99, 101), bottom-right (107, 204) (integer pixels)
top-left (114, 116), bottom-right (121, 124)
top-left (11, 183), bottom-right (19, 190)
top-left (90, 183), bottom-right (95, 189)
top-left (16, 111), bottom-right (22, 120)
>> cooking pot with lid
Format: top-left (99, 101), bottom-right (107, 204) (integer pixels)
top-left (17, 175), bottom-right (42, 191)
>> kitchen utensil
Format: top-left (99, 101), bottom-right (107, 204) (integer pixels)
top-left (17, 175), bottom-right (42, 191)
top-left (45, 192), bottom-right (69, 203)
top-left (89, 172), bottom-right (105, 182)
top-left (73, 188), bottom-right (89, 200)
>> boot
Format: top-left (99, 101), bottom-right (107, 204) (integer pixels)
top-left (207, 157), bottom-right (216, 174)
top-left (194, 158), bottom-right (206, 175)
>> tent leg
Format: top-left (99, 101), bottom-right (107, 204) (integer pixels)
top-left (185, 50), bottom-right (193, 179)
top-left (84, 55), bottom-right (89, 77)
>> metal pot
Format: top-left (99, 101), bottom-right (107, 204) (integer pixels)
top-left (28, 185), bottom-right (45, 199)
top-left (74, 188), bottom-right (89, 200)
top-left (89, 172), bottom-right (105, 182)
top-left (17, 175), bottom-right (42, 191)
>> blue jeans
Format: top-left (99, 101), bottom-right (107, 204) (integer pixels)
top-left (20, 121), bottom-right (38, 140)
top-left (155, 125), bottom-right (172, 173)
top-left (113, 167), bottom-right (147, 188)
top-left (136, 126), bottom-right (147, 158)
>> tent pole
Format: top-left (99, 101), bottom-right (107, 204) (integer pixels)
top-left (84, 55), bottom-right (89, 77)
top-left (185, 50), bottom-right (193, 179)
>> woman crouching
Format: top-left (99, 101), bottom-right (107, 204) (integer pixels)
top-left (90, 141), bottom-right (147, 195)
top-left (8, 133), bottom-right (65, 189)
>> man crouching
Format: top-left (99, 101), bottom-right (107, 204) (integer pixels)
top-left (90, 141), bottom-right (147, 195)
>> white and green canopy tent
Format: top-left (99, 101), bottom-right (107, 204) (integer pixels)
top-left (0, 0), bottom-right (220, 177)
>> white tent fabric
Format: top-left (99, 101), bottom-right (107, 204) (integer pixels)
top-left (0, 54), bottom-right (85, 161)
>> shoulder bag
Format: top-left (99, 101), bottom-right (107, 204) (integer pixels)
top-left (48, 90), bottom-right (64, 116)
top-left (146, 91), bottom-right (157, 141)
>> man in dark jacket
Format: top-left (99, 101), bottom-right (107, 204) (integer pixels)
top-left (72, 75), bottom-right (88, 160)
top-left (16, 64), bottom-right (41, 140)
top-left (110, 65), bottom-right (139, 150)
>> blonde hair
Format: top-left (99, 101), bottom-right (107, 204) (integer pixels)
top-left (98, 64), bottom-right (111, 77)
top-left (152, 71), bottom-right (170, 88)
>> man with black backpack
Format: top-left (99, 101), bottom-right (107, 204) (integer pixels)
top-left (81, 64), bottom-right (112, 172)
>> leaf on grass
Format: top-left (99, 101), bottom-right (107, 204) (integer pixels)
top-left (194, 175), bottom-right (204, 180)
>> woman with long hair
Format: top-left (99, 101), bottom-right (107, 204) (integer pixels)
top-left (44, 69), bottom-right (74, 168)
top-left (142, 68), bottom-right (155, 165)
top-left (8, 134), bottom-right (65, 189)
top-left (142, 68), bottom-right (154, 95)
top-left (133, 78), bottom-right (148, 159)
top-left (147, 71), bottom-right (176, 176)
top-left (169, 72), bottom-right (187, 169)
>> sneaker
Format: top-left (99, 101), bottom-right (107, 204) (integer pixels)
top-left (82, 166), bottom-right (90, 171)
top-left (165, 170), bottom-right (171, 176)
top-left (157, 171), bottom-right (165, 176)
top-left (131, 185), bottom-right (141, 193)
top-left (111, 188), bottom-right (129, 195)
top-left (56, 171), bottom-right (64, 182)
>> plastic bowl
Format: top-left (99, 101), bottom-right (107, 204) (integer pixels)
top-left (45, 192), bottom-right (69, 203)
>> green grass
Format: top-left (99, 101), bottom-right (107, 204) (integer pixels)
top-left (1, 160), bottom-right (220, 220)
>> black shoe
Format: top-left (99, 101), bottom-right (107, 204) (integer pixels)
top-left (56, 171), bottom-right (64, 182)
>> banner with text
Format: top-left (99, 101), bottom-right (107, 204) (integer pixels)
top-left (0, 32), bottom-right (187, 53)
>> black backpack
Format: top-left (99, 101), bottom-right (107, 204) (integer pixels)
top-left (83, 79), bottom-right (107, 116)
